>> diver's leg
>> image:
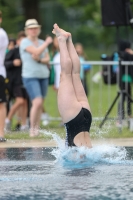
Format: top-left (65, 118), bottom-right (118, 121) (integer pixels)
top-left (52, 24), bottom-right (82, 123)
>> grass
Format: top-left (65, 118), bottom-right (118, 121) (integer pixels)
top-left (6, 117), bottom-right (133, 140)
top-left (9, 82), bottom-right (133, 140)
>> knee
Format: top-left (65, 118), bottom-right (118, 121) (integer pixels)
top-left (0, 103), bottom-right (6, 109)
top-left (66, 57), bottom-right (72, 67)
top-left (32, 98), bottom-right (43, 109)
top-left (23, 99), bottom-right (28, 106)
top-left (62, 58), bottom-right (72, 73)
top-left (16, 98), bottom-right (25, 106)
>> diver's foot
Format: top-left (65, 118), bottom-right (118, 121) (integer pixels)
top-left (52, 23), bottom-right (70, 40)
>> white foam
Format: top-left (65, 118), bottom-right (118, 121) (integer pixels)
top-left (39, 129), bottom-right (132, 169)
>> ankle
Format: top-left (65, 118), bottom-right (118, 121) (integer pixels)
top-left (58, 36), bottom-right (67, 42)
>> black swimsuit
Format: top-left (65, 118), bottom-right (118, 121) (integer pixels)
top-left (64, 108), bottom-right (92, 147)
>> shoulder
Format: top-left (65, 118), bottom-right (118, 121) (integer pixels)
top-left (20, 38), bottom-right (29, 45)
top-left (5, 49), bottom-right (14, 59)
top-left (14, 47), bottom-right (19, 53)
top-left (20, 38), bottom-right (32, 50)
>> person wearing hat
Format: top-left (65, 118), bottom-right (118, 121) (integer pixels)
top-left (20, 19), bottom-right (53, 137)
top-left (0, 11), bottom-right (8, 141)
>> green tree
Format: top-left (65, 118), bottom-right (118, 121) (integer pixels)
top-left (57, 0), bottom-right (133, 49)
top-left (1, 0), bottom-right (132, 52)
top-left (0, 0), bottom-right (24, 36)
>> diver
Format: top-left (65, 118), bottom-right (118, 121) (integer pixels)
top-left (52, 24), bottom-right (92, 148)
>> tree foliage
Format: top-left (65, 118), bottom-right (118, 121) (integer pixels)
top-left (58, 0), bottom-right (100, 21)
top-left (57, 0), bottom-right (133, 48)
top-left (1, 0), bottom-right (132, 51)
top-left (56, 0), bottom-right (108, 47)
top-left (0, 0), bottom-right (24, 36)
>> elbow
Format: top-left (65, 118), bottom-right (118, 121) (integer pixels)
top-left (31, 48), bottom-right (41, 56)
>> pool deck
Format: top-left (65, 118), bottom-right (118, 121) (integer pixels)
top-left (0, 138), bottom-right (133, 148)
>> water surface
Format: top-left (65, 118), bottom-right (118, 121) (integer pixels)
top-left (0, 145), bottom-right (133, 200)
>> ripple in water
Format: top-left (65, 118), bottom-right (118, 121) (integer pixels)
top-left (40, 129), bottom-right (133, 169)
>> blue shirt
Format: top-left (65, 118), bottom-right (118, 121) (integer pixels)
top-left (20, 38), bottom-right (50, 78)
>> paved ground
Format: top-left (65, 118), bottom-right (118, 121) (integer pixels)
top-left (0, 138), bottom-right (132, 148)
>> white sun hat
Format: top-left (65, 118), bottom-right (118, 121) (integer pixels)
top-left (25, 19), bottom-right (41, 29)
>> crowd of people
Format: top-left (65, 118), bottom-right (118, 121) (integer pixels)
top-left (0, 13), bottom-right (91, 142)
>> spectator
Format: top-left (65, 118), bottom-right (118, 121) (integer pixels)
top-left (75, 43), bottom-right (91, 96)
top-left (5, 38), bottom-right (16, 116)
top-left (0, 11), bottom-right (8, 141)
top-left (4, 31), bottom-right (29, 131)
top-left (20, 19), bottom-right (53, 137)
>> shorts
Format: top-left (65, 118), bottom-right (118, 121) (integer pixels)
top-left (13, 85), bottom-right (28, 99)
top-left (64, 108), bottom-right (92, 147)
top-left (22, 77), bottom-right (49, 101)
top-left (0, 75), bottom-right (6, 103)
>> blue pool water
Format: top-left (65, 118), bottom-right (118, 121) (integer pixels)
top-left (0, 142), bottom-right (133, 200)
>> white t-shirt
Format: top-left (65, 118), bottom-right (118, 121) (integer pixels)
top-left (53, 52), bottom-right (61, 89)
top-left (0, 28), bottom-right (8, 78)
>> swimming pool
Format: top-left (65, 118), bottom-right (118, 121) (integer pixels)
top-left (0, 145), bottom-right (133, 200)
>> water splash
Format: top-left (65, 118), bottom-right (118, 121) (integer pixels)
top-left (40, 129), bottom-right (132, 169)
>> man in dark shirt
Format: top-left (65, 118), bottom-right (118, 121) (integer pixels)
top-left (5, 31), bottom-right (29, 131)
